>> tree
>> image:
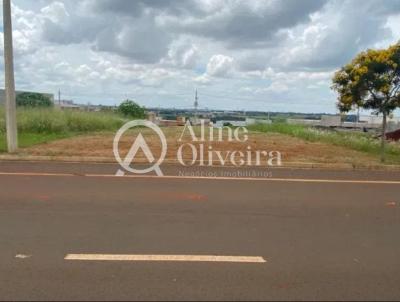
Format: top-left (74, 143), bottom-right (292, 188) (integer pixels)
top-left (332, 43), bottom-right (400, 162)
top-left (118, 99), bottom-right (146, 119)
top-left (16, 92), bottom-right (53, 108)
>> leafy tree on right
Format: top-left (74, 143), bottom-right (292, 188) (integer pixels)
top-left (332, 43), bottom-right (400, 162)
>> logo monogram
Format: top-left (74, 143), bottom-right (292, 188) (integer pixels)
top-left (113, 120), bottom-right (167, 176)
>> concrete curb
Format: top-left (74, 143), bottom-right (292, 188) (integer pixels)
top-left (1, 154), bottom-right (400, 171)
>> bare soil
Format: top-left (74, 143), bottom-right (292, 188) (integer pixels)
top-left (19, 126), bottom-right (382, 167)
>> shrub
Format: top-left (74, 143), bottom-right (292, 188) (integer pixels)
top-left (118, 100), bottom-right (146, 118)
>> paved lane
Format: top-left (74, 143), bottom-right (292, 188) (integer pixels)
top-left (0, 164), bottom-right (399, 300)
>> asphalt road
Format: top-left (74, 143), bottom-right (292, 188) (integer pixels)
top-left (0, 161), bottom-right (399, 301)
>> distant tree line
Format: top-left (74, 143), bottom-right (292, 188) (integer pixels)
top-left (16, 92), bottom-right (53, 108)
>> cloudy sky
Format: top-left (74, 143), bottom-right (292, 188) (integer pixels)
top-left (1, 0), bottom-right (400, 113)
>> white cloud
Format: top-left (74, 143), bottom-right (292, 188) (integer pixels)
top-left (206, 54), bottom-right (235, 77)
top-left (41, 2), bottom-right (69, 23)
top-left (194, 74), bottom-right (211, 85)
top-left (2, 0), bottom-right (400, 113)
top-left (265, 82), bottom-right (289, 93)
top-left (163, 39), bottom-right (200, 68)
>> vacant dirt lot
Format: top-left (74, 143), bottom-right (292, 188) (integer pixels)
top-left (19, 126), bottom-right (383, 167)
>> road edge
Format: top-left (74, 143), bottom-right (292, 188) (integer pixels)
top-left (1, 154), bottom-right (400, 171)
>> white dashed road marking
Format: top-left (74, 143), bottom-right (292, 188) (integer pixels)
top-left (15, 254), bottom-right (31, 259)
top-left (64, 254), bottom-right (267, 263)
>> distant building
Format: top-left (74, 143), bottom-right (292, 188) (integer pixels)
top-left (288, 114), bottom-right (400, 131)
top-left (0, 89), bottom-right (54, 105)
top-left (55, 100), bottom-right (106, 111)
top-left (147, 111), bottom-right (158, 123)
top-left (55, 100), bottom-right (82, 110)
top-left (147, 111), bottom-right (187, 127)
top-left (359, 115), bottom-right (400, 125)
top-left (359, 115), bottom-right (400, 131)
top-left (321, 115), bottom-right (342, 127)
top-left (386, 129), bottom-right (400, 141)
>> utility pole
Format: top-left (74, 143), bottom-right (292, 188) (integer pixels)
top-left (58, 89), bottom-right (61, 105)
top-left (194, 89), bottom-right (199, 121)
top-left (3, 0), bottom-right (18, 152)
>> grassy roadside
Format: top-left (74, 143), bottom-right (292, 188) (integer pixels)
top-left (248, 123), bottom-right (400, 164)
top-left (0, 132), bottom-right (74, 152)
top-left (0, 107), bottom-right (127, 153)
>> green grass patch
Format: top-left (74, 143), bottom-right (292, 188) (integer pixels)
top-left (0, 132), bottom-right (73, 152)
top-left (0, 107), bottom-right (126, 134)
top-left (248, 123), bottom-right (400, 164)
top-left (0, 107), bottom-right (129, 153)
